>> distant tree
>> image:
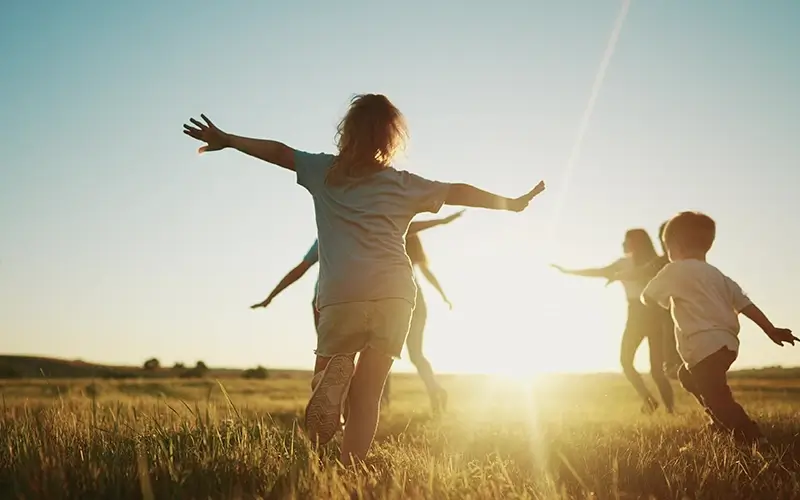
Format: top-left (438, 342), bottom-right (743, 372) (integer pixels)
top-left (172, 362), bottom-right (185, 371)
top-left (242, 365), bottom-right (269, 380)
top-left (143, 358), bottom-right (160, 371)
top-left (180, 361), bottom-right (209, 379)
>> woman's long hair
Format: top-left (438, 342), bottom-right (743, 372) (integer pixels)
top-left (625, 229), bottom-right (658, 266)
top-left (326, 94), bottom-right (408, 186)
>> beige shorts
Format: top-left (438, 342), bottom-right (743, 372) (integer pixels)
top-left (316, 298), bottom-right (414, 359)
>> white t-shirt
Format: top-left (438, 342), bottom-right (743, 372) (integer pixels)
top-left (610, 257), bottom-right (645, 302)
top-left (641, 259), bottom-right (752, 368)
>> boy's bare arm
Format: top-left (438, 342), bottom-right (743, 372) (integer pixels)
top-left (741, 304), bottom-right (798, 346)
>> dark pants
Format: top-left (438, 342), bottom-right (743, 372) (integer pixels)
top-left (677, 347), bottom-right (762, 441)
top-left (621, 301), bottom-right (675, 411)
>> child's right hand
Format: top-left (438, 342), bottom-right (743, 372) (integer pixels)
top-left (183, 114), bottom-right (231, 154)
top-left (509, 181), bottom-right (546, 212)
top-left (767, 327), bottom-right (798, 346)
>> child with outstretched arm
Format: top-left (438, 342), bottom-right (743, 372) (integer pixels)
top-left (183, 93), bottom-right (545, 465)
top-left (641, 211), bottom-right (796, 444)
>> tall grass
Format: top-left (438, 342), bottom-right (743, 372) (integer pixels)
top-left (1, 374), bottom-right (799, 499)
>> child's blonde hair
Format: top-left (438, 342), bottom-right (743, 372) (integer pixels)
top-left (326, 94), bottom-right (408, 186)
top-left (664, 211), bottom-right (716, 254)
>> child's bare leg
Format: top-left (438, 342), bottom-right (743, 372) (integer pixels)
top-left (340, 347), bottom-right (393, 465)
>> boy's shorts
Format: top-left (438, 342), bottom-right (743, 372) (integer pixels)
top-left (316, 298), bottom-right (413, 359)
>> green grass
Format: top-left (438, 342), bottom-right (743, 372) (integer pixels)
top-left (2, 373), bottom-right (800, 499)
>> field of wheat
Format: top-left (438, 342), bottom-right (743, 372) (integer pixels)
top-left (1, 372), bottom-right (799, 499)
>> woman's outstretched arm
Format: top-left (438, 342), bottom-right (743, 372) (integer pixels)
top-left (551, 263), bottom-right (618, 279)
top-left (183, 114), bottom-right (295, 170)
top-left (251, 260), bottom-right (315, 309)
top-left (445, 181), bottom-right (545, 212)
top-left (408, 210), bottom-right (465, 235)
top-left (418, 264), bottom-right (452, 309)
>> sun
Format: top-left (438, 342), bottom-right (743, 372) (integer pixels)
top-left (399, 226), bottom-right (628, 378)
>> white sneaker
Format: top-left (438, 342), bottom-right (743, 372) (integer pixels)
top-left (304, 355), bottom-right (354, 445)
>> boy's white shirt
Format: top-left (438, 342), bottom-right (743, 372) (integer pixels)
top-left (641, 259), bottom-right (752, 368)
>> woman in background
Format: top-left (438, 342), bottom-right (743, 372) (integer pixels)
top-left (552, 228), bottom-right (674, 414)
top-left (608, 221), bottom-right (682, 379)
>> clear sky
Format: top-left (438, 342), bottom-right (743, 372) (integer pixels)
top-left (1, 0), bottom-right (798, 375)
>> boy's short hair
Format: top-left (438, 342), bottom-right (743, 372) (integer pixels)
top-left (664, 211), bottom-right (716, 254)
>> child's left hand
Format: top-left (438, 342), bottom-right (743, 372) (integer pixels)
top-left (767, 327), bottom-right (798, 346)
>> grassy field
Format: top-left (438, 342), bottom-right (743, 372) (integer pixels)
top-left (2, 371), bottom-right (800, 499)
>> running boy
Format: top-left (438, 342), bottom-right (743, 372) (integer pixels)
top-left (641, 211), bottom-right (796, 443)
top-left (183, 94), bottom-right (545, 464)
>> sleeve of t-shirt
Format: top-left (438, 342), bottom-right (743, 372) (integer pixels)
top-left (399, 171), bottom-right (451, 214)
top-left (641, 263), bottom-right (676, 309)
top-left (295, 151), bottom-right (334, 193)
top-left (609, 257), bottom-right (629, 274)
top-left (724, 274), bottom-right (752, 312)
top-left (302, 240), bottom-right (319, 265)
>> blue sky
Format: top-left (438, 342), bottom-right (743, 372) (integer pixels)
top-left (1, 0), bottom-right (798, 374)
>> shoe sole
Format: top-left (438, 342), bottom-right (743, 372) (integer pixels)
top-left (304, 356), bottom-right (354, 445)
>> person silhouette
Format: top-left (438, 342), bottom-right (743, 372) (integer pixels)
top-left (184, 93), bottom-right (545, 463)
top-left (608, 221), bottom-right (682, 379)
top-left (553, 228), bottom-right (674, 414)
